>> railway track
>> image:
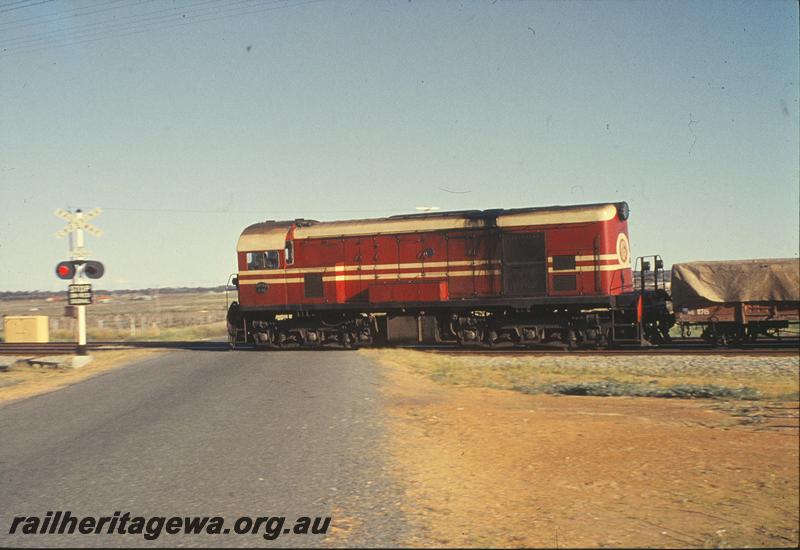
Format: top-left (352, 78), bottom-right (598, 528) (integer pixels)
top-left (416, 345), bottom-right (800, 357)
top-left (411, 338), bottom-right (800, 356)
top-left (0, 341), bottom-right (229, 355)
top-left (0, 342), bottom-right (97, 355)
top-left (1, 340), bottom-right (797, 356)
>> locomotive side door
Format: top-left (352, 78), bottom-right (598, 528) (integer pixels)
top-left (445, 231), bottom-right (474, 297)
top-left (472, 229), bottom-right (501, 296)
top-left (344, 237), bottom-right (368, 302)
top-left (501, 232), bottom-right (547, 296)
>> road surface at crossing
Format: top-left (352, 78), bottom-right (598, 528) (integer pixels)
top-left (0, 350), bottom-right (415, 547)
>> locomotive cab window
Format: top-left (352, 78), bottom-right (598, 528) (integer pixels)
top-left (247, 251), bottom-right (281, 270)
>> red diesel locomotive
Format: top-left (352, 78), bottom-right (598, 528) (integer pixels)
top-left (226, 201), bottom-right (672, 348)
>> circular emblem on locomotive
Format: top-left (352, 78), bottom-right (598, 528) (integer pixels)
top-left (616, 233), bottom-right (630, 266)
top-left (255, 282), bottom-right (268, 294)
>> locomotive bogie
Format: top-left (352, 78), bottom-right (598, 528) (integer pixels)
top-left (239, 313), bottom-right (378, 349)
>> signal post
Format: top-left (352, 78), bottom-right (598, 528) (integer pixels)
top-left (55, 208), bottom-right (104, 355)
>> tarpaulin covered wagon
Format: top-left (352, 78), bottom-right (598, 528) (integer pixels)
top-left (671, 259), bottom-right (800, 344)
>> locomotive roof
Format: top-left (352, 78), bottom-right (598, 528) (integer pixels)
top-left (237, 202), bottom-right (623, 250)
top-left (237, 222), bottom-right (293, 252)
top-left (384, 202), bottom-right (617, 221)
top-left (292, 202), bottom-right (621, 239)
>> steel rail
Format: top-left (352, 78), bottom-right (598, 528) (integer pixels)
top-left (415, 346), bottom-right (800, 357)
top-left (1, 340), bottom-right (797, 356)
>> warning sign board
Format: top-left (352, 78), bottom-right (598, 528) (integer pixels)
top-left (68, 283), bottom-right (93, 305)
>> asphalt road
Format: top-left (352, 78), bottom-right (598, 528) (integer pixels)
top-left (0, 350), bottom-right (416, 547)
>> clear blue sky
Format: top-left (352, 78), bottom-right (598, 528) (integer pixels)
top-left (1, 0), bottom-right (798, 291)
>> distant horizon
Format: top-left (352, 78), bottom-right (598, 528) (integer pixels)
top-left (7, 258), bottom-right (800, 295)
top-left (0, 285), bottom-right (231, 296)
top-left (4, 214), bottom-right (798, 293)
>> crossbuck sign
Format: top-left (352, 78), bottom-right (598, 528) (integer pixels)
top-left (55, 208), bottom-right (103, 238)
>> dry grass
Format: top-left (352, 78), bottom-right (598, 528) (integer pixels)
top-left (0, 291), bottom-right (229, 318)
top-left (1, 291), bottom-right (229, 342)
top-left (0, 349), bottom-right (163, 405)
top-left (46, 321), bottom-right (228, 342)
top-left (364, 349), bottom-right (800, 401)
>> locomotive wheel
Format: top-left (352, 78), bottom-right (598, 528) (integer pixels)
top-left (253, 333), bottom-right (275, 350)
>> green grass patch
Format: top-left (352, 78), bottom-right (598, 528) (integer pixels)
top-left (514, 380), bottom-right (761, 399)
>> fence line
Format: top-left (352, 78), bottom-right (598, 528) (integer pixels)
top-left (47, 311), bottom-right (227, 334)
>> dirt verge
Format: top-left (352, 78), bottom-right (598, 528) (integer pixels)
top-left (370, 350), bottom-right (799, 548)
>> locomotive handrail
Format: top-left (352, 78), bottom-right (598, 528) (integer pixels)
top-left (635, 255), bottom-right (666, 293)
top-left (225, 273), bottom-right (239, 311)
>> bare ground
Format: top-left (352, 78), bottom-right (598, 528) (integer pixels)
top-left (369, 351), bottom-right (800, 548)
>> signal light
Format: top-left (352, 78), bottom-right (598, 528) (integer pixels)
top-left (55, 260), bottom-right (105, 280)
top-left (83, 260), bottom-right (104, 279)
top-left (55, 261), bottom-right (76, 280)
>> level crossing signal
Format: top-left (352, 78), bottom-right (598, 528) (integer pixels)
top-left (54, 207), bottom-right (104, 356)
top-left (55, 260), bottom-right (104, 280)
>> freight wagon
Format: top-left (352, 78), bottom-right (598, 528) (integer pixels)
top-left (671, 259), bottom-right (800, 344)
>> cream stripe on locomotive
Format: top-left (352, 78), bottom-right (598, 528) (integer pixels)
top-left (244, 260), bottom-right (501, 276)
top-left (244, 256), bottom-right (622, 276)
top-left (327, 269), bottom-right (503, 282)
top-left (239, 263), bottom-right (630, 285)
top-left (546, 264), bottom-right (629, 274)
top-left (239, 255), bottom-right (630, 285)
top-left (546, 254), bottom-right (631, 273)
top-left (547, 254), bottom-right (619, 263)
top-left (584, 253), bottom-right (619, 261)
top-left (238, 269), bottom-right (503, 285)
